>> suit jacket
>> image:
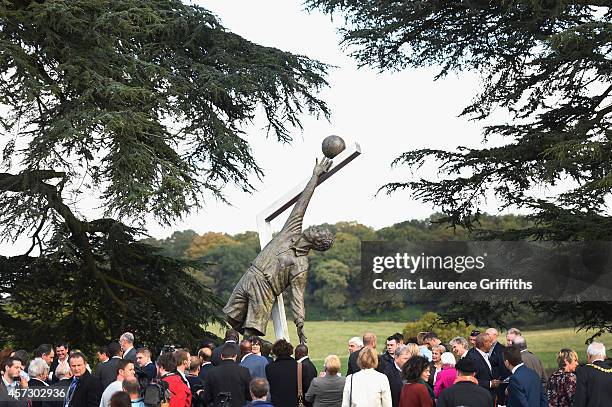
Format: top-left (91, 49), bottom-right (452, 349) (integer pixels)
top-left (122, 348), bottom-right (137, 363)
top-left (211, 342), bottom-right (239, 366)
top-left (266, 356), bottom-right (298, 407)
top-left (383, 361), bottom-right (403, 407)
top-left (436, 381), bottom-right (493, 407)
top-left (299, 357), bottom-right (318, 407)
top-left (94, 357), bottom-right (120, 390)
top-left (346, 350), bottom-right (386, 375)
top-left (490, 342), bottom-right (510, 379)
top-left (240, 354), bottom-right (268, 379)
top-left (0, 379), bottom-right (29, 407)
top-left (197, 363), bottom-right (214, 381)
top-left (382, 352), bottom-right (394, 368)
top-left (186, 375), bottom-right (203, 407)
top-left (574, 360), bottom-right (612, 407)
top-left (67, 371), bottom-right (103, 407)
top-left (520, 350), bottom-right (547, 385)
top-left (29, 378), bottom-right (54, 407)
top-left (202, 360), bottom-right (251, 407)
top-left (507, 365), bottom-right (547, 407)
top-left (490, 342), bottom-right (510, 404)
top-left (466, 348), bottom-right (496, 398)
top-left (142, 362), bottom-right (157, 381)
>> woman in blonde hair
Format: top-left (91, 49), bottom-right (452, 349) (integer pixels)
top-left (546, 348), bottom-right (578, 407)
top-left (306, 355), bottom-right (345, 407)
top-left (342, 348), bottom-right (391, 407)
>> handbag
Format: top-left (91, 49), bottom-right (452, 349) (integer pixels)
top-left (297, 361), bottom-right (305, 407)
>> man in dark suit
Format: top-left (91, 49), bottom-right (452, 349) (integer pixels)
top-left (119, 333), bottom-right (137, 363)
top-left (486, 328), bottom-right (510, 405)
top-left (64, 352), bottom-right (102, 407)
top-left (211, 329), bottom-right (240, 366)
top-left (384, 345), bottom-right (411, 407)
top-left (94, 342), bottom-right (122, 389)
top-left (504, 345), bottom-right (547, 407)
top-left (467, 332), bottom-right (499, 401)
top-left (347, 332), bottom-right (386, 375)
top-left (382, 334), bottom-right (399, 367)
top-left (197, 348), bottom-right (214, 381)
top-left (437, 358), bottom-right (493, 407)
top-left (27, 358), bottom-right (54, 407)
top-left (574, 341), bottom-right (612, 407)
top-left (202, 344), bottom-right (251, 407)
top-left (295, 344), bottom-right (317, 407)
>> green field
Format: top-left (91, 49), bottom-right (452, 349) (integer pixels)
top-left (209, 321), bottom-right (612, 372)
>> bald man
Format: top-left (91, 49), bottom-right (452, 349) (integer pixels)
top-left (198, 347), bottom-right (214, 381)
top-left (486, 328), bottom-right (511, 405)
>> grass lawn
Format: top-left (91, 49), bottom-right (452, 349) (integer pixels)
top-left (208, 321), bottom-right (612, 372)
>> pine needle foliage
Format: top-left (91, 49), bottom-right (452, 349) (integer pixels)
top-left (306, 0), bottom-right (612, 339)
top-left (0, 0), bottom-right (330, 349)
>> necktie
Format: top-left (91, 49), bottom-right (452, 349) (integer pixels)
top-left (64, 377), bottom-right (79, 407)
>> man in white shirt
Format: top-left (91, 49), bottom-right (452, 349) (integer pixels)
top-left (466, 333), bottom-right (500, 400)
top-left (174, 350), bottom-right (191, 388)
top-left (99, 359), bottom-right (135, 407)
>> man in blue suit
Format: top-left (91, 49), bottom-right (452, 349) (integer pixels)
top-left (504, 345), bottom-right (547, 407)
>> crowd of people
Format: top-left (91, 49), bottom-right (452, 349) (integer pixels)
top-left (0, 327), bottom-right (611, 407)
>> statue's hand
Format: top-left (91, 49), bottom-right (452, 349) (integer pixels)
top-left (297, 322), bottom-right (308, 345)
top-left (313, 157), bottom-right (332, 176)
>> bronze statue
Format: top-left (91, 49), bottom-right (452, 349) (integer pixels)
top-left (223, 157), bottom-right (335, 344)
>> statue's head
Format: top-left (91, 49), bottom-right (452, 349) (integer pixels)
top-left (302, 226), bottom-right (334, 251)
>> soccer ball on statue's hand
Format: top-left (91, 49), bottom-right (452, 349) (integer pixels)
top-left (321, 135), bottom-right (346, 158)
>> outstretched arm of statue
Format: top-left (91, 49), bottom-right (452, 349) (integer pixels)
top-left (281, 157), bottom-right (333, 234)
top-left (291, 272), bottom-right (308, 344)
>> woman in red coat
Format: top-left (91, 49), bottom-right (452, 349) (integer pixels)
top-left (399, 356), bottom-right (434, 407)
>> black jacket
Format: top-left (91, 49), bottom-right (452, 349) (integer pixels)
top-left (574, 360), bottom-right (612, 407)
top-left (201, 359), bottom-right (251, 407)
top-left (94, 357), bottom-right (120, 390)
top-left (298, 357), bottom-right (318, 407)
top-left (0, 379), bottom-right (28, 407)
top-left (382, 352), bottom-right (394, 368)
top-left (67, 371), bottom-right (103, 407)
top-left (187, 374), bottom-right (204, 407)
top-left (197, 363), bottom-right (214, 381)
top-left (211, 342), bottom-right (240, 367)
top-left (466, 348), bottom-right (496, 398)
top-left (122, 348), bottom-right (137, 363)
top-left (142, 362), bottom-right (157, 382)
top-left (28, 378), bottom-right (54, 407)
top-left (266, 356), bottom-right (298, 407)
top-left (489, 342), bottom-right (510, 379)
top-left (383, 361), bottom-right (403, 407)
top-left (436, 381), bottom-right (493, 407)
top-left (346, 350), bottom-right (386, 376)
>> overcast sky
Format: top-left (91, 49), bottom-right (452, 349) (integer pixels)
top-left (1, 0), bottom-right (518, 255)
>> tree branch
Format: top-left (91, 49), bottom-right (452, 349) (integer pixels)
top-left (0, 170), bottom-right (128, 313)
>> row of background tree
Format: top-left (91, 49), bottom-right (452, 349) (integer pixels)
top-left (142, 213), bottom-right (560, 328)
